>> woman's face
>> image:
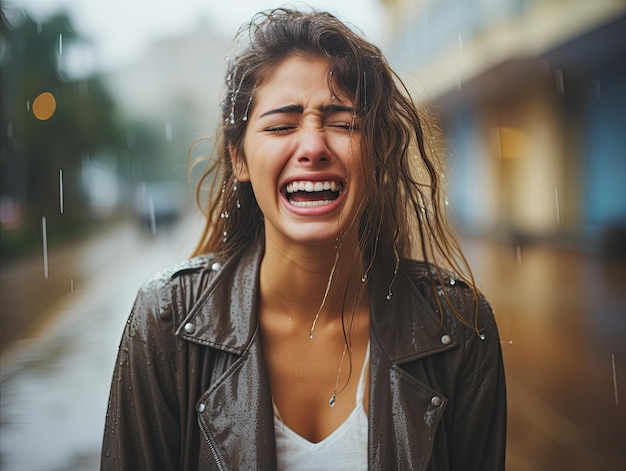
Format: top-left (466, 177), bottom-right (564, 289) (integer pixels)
top-left (233, 55), bottom-right (365, 249)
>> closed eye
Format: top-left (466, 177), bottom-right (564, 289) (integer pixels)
top-left (265, 125), bottom-right (296, 134)
top-left (329, 122), bottom-right (359, 131)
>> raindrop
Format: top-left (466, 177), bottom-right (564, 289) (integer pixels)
top-left (42, 216), bottom-right (48, 279)
top-left (26, 100), bottom-right (30, 112)
top-left (164, 121), bottom-right (173, 142)
top-left (457, 33), bottom-right (464, 53)
top-left (58, 33), bottom-right (63, 55)
top-left (515, 245), bottom-right (522, 264)
top-left (78, 81), bottom-right (89, 97)
top-left (554, 187), bottom-right (560, 223)
top-left (554, 69), bottom-right (564, 94)
top-left (592, 77), bottom-right (601, 100)
top-left (243, 90), bottom-right (254, 122)
top-left (70, 277), bottom-right (74, 293)
top-left (612, 353), bottom-right (619, 406)
top-left (147, 197), bottom-right (157, 235)
top-left (59, 169), bottom-right (64, 214)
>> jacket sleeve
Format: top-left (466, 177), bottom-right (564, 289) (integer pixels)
top-left (447, 290), bottom-right (507, 471)
top-left (100, 277), bottom-right (181, 470)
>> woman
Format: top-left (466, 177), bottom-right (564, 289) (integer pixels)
top-left (101, 8), bottom-right (506, 470)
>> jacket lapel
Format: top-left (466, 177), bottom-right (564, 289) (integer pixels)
top-left (369, 263), bottom-right (457, 469)
top-left (177, 243), bottom-right (277, 469)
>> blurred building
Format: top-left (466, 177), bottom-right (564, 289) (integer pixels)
top-left (381, 0), bottom-right (626, 254)
top-left (104, 16), bottom-right (230, 137)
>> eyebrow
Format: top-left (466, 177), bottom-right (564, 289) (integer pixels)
top-left (259, 103), bottom-right (355, 118)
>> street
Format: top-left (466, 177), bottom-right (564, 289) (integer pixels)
top-left (1, 214), bottom-right (203, 471)
top-left (1, 216), bottom-right (625, 470)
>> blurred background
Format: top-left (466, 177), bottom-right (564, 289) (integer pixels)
top-left (1, 0), bottom-right (624, 469)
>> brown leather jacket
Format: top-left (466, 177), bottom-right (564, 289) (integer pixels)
top-left (101, 242), bottom-right (506, 470)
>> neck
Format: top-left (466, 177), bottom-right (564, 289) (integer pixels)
top-left (259, 237), bottom-right (366, 326)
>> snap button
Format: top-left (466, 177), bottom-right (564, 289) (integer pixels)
top-left (431, 396), bottom-right (442, 407)
top-left (198, 403), bottom-right (206, 413)
top-left (184, 322), bottom-right (196, 334)
top-left (211, 262), bottom-right (221, 272)
top-left (440, 334), bottom-right (452, 345)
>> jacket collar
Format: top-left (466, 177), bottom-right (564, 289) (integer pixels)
top-left (177, 241), bottom-right (458, 360)
top-left (175, 242), bottom-right (263, 353)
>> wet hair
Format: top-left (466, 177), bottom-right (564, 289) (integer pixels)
top-left (190, 8), bottom-right (479, 329)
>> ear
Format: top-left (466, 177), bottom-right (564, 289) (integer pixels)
top-left (229, 144), bottom-right (250, 182)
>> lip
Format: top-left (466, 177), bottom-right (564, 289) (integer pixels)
top-left (279, 174), bottom-right (347, 216)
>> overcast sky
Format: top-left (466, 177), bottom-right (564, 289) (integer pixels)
top-left (10, 0), bottom-right (385, 71)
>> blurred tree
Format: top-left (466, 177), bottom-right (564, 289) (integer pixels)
top-left (0, 8), bottom-right (122, 258)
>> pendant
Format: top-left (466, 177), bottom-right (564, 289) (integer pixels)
top-left (328, 392), bottom-right (337, 407)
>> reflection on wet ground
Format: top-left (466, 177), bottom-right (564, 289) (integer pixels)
top-left (1, 221), bottom-right (625, 469)
top-left (463, 238), bottom-right (626, 471)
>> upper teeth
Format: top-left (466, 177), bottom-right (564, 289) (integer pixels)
top-left (285, 180), bottom-right (341, 193)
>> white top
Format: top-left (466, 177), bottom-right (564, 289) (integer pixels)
top-left (274, 343), bottom-right (370, 470)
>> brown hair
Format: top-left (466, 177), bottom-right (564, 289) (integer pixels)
top-left (190, 8), bottom-right (478, 328)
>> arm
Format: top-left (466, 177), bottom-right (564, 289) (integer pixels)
top-left (100, 279), bottom-right (181, 470)
top-left (449, 292), bottom-right (507, 470)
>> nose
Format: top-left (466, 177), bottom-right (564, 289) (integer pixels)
top-left (296, 130), bottom-right (330, 166)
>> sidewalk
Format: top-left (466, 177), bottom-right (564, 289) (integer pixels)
top-left (0, 215), bottom-right (202, 471)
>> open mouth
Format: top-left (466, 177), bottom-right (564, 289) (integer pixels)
top-left (283, 180), bottom-right (344, 208)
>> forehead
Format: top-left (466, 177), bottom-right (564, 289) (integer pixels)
top-left (254, 55), bottom-right (351, 107)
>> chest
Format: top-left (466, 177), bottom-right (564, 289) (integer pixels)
top-left (260, 317), bottom-right (370, 443)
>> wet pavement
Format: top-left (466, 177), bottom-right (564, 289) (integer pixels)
top-left (463, 238), bottom-right (626, 471)
top-left (1, 215), bottom-right (202, 471)
top-left (1, 219), bottom-right (625, 470)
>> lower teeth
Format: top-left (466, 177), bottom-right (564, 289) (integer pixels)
top-left (290, 199), bottom-right (333, 208)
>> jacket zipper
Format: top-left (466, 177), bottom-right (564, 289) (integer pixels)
top-left (197, 416), bottom-right (226, 471)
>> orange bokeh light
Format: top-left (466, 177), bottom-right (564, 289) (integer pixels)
top-left (32, 92), bottom-right (57, 120)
